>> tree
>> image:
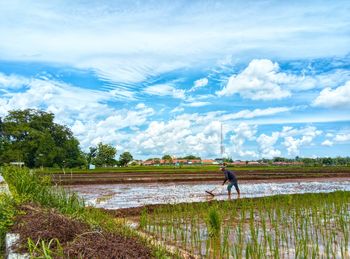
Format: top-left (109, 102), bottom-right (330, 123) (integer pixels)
top-left (119, 152), bottom-right (133, 166)
top-left (179, 155), bottom-right (201, 160)
top-left (223, 157), bottom-right (233, 163)
top-left (93, 142), bottom-right (117, 167)
top-left (162, 154), bottom-right (173, 164)
top-left (0, 109), bottom-right (85, 168)
top-left (86, 147), bottom-right (97, 168)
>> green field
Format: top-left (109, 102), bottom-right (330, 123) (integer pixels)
top-left (138, 192), bottom-right (350, 258)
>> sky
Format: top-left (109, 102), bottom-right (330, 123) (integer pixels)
top-left (0, 0), bottom-right (350, 160)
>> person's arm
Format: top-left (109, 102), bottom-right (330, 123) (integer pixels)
top-left (222, 171), bottom-right (228, 185)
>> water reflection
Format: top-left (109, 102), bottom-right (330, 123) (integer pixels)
top-left (68, 179), bottom-right (350, 209)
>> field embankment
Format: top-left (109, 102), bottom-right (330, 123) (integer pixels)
top-left (48, 166), bottom-right (350, 185)
top-left (0, 167), bottom-right (169, 258)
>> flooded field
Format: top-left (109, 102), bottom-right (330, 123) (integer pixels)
top-left (141, 191), bottom-right (350, 258)
top-left (68, 178), bottom-right (350, 209)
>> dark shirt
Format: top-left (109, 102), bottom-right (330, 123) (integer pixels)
top-left (223, 170), bottom-right (237, 184)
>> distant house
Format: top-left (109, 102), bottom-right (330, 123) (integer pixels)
top-left (128, 160), bottom-right (142, 166)
top-left (187, 159), bottom-right (201, 165)
top-left (231, 161), bottom-right (246, 166)
top-left (10, 162), bottom-right (25, 167)
top-left (173, 159), bottom-right (188, 164)
top-left (142, 160), bottom-right (155, 166)
top-left (247, 161), bottom-right (260, 165)
top-left (214, 158), bottom-right (224, 164)
top-left (202, 159), bottom-right (215, 165)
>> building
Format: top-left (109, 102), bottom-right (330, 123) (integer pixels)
top-left (201, 159), bottom-right (216, 165)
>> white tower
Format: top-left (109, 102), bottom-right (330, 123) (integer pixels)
top-left (220, 123), bottom-right (225, 158)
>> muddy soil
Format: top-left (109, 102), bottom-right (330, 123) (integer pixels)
top-left (51, 167), bottom-right (350, 185)
top-left (68, 178), bottom-right (350, 209)
top-left (11, 204), bottom-right (152, 258)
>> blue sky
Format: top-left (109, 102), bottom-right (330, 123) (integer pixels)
top-left (0, 0), bottom-right (350, 159)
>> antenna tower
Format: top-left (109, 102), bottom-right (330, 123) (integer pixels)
top-left (220, 123), bottom-right (225, 158)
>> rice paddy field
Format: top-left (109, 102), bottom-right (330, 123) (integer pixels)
top-left (136, 191), bottom-right (350, 258)
top-left (69, 178), bottom-right (350, 209)
top-left (2, 167), bottom-right (350, 258)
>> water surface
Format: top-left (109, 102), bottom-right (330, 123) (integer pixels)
top-left (68, 178), bottom-right (350, 209)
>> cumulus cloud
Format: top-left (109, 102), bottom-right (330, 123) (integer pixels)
top-left (321, 132), bottom-right (350, 149)
top-left (313, 81), bottom-right (350, 108)
top-left (256, 132), bottom-right (281, 158)
top-left (0, 74), bottom-right (156, 150)
top-left (216, 59), bottom-right (323, 100)
top-left (131, 120), bottom-right (222, 157)
top-left (189, 78), bottom-right (208, 92)
top-left (144, 84), bottom-right (186, 99)
top-left (334, 133), bottom-right (350, 142)
top-left (135, 103), bottom-right (146, 109)
top-left (217, 59), bottom-right (292, 100)
top-left (321, 140), bottom-right (333, 146)
top-left (229, 123), bottom-right (258, 158)
top-left (0, 76), bottom-right (113, 122)
top-left (0, 73), bottom-right (30, 89)
top-left (281, 126), bottom-right (322, 155)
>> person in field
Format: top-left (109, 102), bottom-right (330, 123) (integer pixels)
top-left (220, 164), bottom-right (240, 198)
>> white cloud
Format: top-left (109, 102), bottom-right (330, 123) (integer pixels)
top-left (189, 78), bottom-right (208, 92)
top-left (0, 1), bottom-right (349, 85)
top-left (321, 140), bottom-right (333, 147)
top-left (313, 81), bottom-right (350, 108)
top-left (320, 132), bottom-right (350, 149)
top-left (216, 59), bottom-right (329, 100)
top-left (229, 123), bottom-right (258, 158)
top-left (131, 119), bottom-right (223, 157)
top-left (135, 103), bottom-right (146, 109)
top-left (325, 133), bottom-right (334, 138)
top-left (144, 84), bottom-right (186, 99)
top-left (256, 132), bottom-right (281, 158)
top-left (183, 101), bottom-right (211, 107)
top-left (334, 133), bottom-right (350, 142)
top-left (0, 74), bottom-right (155, 150)
top-left (170, 106), bottom-right (185, 113)
top-left (221, 107), bottom-right (293, 120)
top-left (281, 126), bottom-right (322, 155)
top-left (0, 73), bottom-right (30, 89)
top-left (217, 59), bottom-right (293, 100)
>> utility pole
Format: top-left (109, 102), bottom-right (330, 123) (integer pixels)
top-left (220, 123), bottom-right (225, 160)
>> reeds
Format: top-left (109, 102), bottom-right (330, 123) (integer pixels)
top-left (2, 167), bottom-right (85, 216)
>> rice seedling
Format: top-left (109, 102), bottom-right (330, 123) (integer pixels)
top-left (140, 191), bottom-right (350, 258)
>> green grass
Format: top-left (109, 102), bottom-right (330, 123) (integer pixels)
top-left (0, 167), bottom-right (170, 258)
top-left (139, 191), bottom-right (350, 258)
top-left (0, 193), bottom-right (18, 257)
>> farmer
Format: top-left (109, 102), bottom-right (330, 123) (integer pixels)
top-left (220, 164), bottom-right (240, 198)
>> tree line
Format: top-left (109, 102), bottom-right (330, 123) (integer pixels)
top-left (258, 156), bottom-right (350, 166)
top-left (1, 109), bottom-right (349, 168)
top-left (0, 109), bottom-right (133, 168)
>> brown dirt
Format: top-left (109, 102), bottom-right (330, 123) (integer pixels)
top-left (101, 204), bottom-right (161, 218)
top-left (11, 204), bottom-right (152, 258)
top-left (64, 232), bottom-right (151, 259)
top-left (50, 168), bottom-right (350, 185)
top-left (11, 204), bottom-right (89, 253)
